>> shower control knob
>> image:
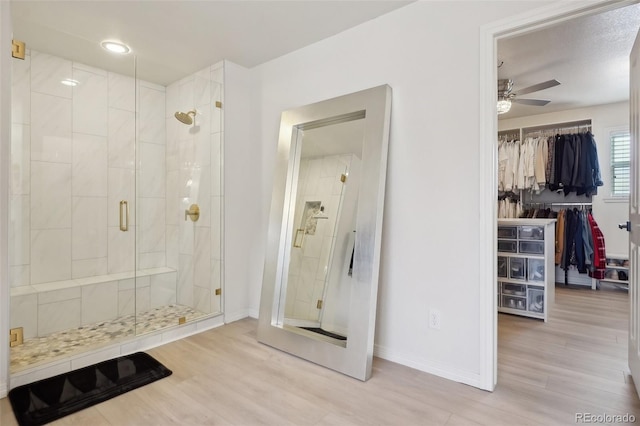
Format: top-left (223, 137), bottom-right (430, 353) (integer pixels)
top-left (185, 204), bottom-right (200, 222)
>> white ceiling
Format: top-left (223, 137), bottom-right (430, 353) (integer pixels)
top-left (498, 3), bottom-right (640, 119)
top-left (11, 0), bottom-right (413, 86)
top-left (10, 1), bottom-right (640, 119)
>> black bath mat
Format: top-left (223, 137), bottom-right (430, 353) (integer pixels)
top-left (8, 352), bottom-right (172, 426)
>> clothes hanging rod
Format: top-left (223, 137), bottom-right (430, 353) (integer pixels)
top-left (526, 202), bottom-right (592, 206)
top-left (522, 119), bottom-right (592, 134)
top-left (498, 128), bottom-right (519, 136)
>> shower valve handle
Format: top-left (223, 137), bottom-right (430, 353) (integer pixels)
top-left (185, 204), bottom-right (200, 222)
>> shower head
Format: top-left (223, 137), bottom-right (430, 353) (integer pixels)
top-left (174, 109), bottom-right (197, 125)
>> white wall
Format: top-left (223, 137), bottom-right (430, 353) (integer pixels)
top-left (224, 61), bottom-right (261, 321)
top-left (251, 1), bottom-right (546, 386)
top-left (499, 102), bottom-right (630, 256)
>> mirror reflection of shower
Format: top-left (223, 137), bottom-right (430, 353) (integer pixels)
top-left (282, 118), bottom-right (364, 345)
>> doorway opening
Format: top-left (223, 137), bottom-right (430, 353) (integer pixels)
top-left (481, 0), bottom-right (639, 392)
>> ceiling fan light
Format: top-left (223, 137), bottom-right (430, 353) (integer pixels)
top-left (497, 99), bottom-right (512, 114)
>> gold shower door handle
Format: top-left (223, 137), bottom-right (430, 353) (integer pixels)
top-left (119, 200), bottom-right (129, 231)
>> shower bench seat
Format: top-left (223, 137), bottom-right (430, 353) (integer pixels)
top-left (10, 267), bottom-right (178, 340)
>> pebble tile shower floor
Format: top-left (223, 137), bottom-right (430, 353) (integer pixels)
top-left (10, 304), bottom-right (207, 372)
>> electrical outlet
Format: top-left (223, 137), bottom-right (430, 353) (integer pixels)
top-left (429, 309), bottom-right (442, 330)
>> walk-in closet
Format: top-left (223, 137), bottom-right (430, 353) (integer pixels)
top-left (495, 3), bottom-right (640, 399)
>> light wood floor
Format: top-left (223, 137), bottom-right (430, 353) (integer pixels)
top-left (1, 285), bottom-right (639, 425)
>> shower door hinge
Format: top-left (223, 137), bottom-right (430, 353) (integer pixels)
top-left (215, 288), bottom-right (222, 296)
top-left (340, 174), bottom-right (347, 183)
top-left (316, 300), bottom-right (323, 309)
top-left (10, 327), bottom-right (24, 347)
top-left (215, 101), bottom-right (222, 109)
top-left (12, 40), bottom-right (26, 60)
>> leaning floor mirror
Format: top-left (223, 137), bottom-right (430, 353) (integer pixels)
top-left (257, 85), bottom-right (392, 381)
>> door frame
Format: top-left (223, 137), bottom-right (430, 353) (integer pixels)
top-left (478, 0), bottom-right (637, 391)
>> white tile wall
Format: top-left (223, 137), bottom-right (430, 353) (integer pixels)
top-left (72, 68), bottom-right (108, 136)
top-left (139, 85), bottom-right (166, 144)
top-left (139, 142), bottom-right (166, 197)
top-left (30, 161), bottom-right (71, 229)
top-left (11, 294), bottom-right (38, 339)
top-left (284, 155), bottom-right (351, 322)
top-left (11, 123), bottom-right (30, 195)
top-left (108, 73), bottom-right (135, 111)
top-left (30, 51), bottom-right (72, 98)
top-left (107, 108), bottom-right (135, 169)
top-left (72, 133), bottom-right (107, 197)
top-left (11, 52), bottom-right (30, 125)
top-left (9, 53), bottom-right (224, 342)
top-left (72, 197), bottom-right (108, 260)
top-left (72, 258), bottom-right (108, 279)
top-left (31, 229), bottom-right (72, 284)
top-left (81, 282), bottom-right (118, 325)
top-left (164, 61), bottom-right (224, 317)
top-left (38, 298), bottom-right (81, 336)
top-left (138, 197), bottom-right (166, 253)
top-left (107, 226), bottom-right (135, 274)
top-left (30, 92), bottom-right (72, 163)
top-left (150, 272), bottom-right (177, 309)
top-left (9, 195), bottom-right (29, 269)
top-left (118, 277), bottom-right (135, 317)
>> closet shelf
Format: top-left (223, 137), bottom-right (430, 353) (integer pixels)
top-left (599, 278), bottom-right (629, 284)
top-left (604, 265), bottom-right (629, 270)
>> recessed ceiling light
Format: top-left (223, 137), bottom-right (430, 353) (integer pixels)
top-left (100, 40), bottom-right (131, 54)
top-left (60, 79), bottom-right (79, 87)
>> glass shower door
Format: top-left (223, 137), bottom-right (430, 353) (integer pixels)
top-left (8, 34), bottom-right (138, 371)
top-left (134, 60), bottom-right (224, 335)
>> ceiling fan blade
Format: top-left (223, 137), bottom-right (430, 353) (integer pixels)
top-left (512, 98), bottom-right (551, 106)
top-left (515, 79), bottom-right (561, 96)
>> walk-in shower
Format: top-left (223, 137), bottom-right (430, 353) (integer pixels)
top-left (8, 34), bottom-right (225, 378)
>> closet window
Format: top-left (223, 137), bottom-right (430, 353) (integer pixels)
top-left (611, 130), bottom-right (630, 196)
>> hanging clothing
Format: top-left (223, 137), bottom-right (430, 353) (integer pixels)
top-left (580, 210), bottom-right (593, 267)
top-left (498, 140), bottom-right (520, 192)
top-left (582, 131), bottom-right (604, 196)
top-left (534, 137), bottom-right (548, 190)
top-left (546, 136), bottom-right (555, 184)
top-left (555, 209), bottom-right (565, 265)
top-left (587, 212), bottom-right (606, 280)
top-left (550, 207), bottom-right (603, 276)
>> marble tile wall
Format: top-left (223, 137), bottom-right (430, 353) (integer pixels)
top-left (9, 49), bottom-right (167, 286)
top-left (10, 270), bottom-right (178, 339)
top-left (285, 154), bottom-right (352, 322)
top-left (9, 50), bottom-right (224, 340)
top-left (166, 62), bottom-right (224, 316)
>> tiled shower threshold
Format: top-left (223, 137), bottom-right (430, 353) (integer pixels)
top-left (10, 304), bottom-right (222, 385)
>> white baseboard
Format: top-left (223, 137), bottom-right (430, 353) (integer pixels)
top-left (373, 344), bottom-right (483, 390)
top-left (224, 309), bottom-right (251, 323)
top-left (0, 380), bottom-right (7, 398)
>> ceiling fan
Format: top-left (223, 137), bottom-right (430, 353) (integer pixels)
top-left (497, 78), bottom-right (561, 114)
